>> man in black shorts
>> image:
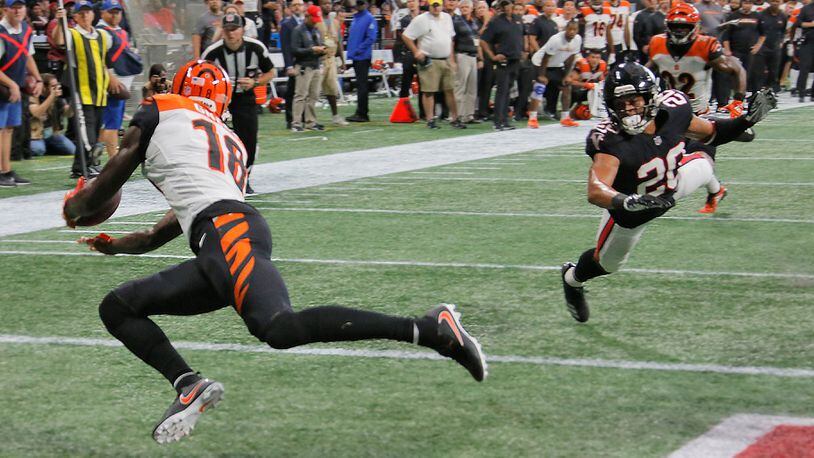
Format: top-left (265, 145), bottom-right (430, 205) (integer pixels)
top-left (63, 59), bottom-right (487, 444)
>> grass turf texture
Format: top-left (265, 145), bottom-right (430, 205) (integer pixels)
top-left (1, 106), bottom-right (813, 455)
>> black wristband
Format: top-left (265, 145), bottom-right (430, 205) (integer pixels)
top-left (611, 193), bottom-right (628, 209)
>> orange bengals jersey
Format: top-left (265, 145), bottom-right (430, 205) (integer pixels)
top-left (574, 57), bottom-right (607, 82)
top-left (581, 6), bottom-right (612, 49)
top-left (131, 94), bottom-right (248, 237)
top-left (648, 34), bottom-right (723, 114)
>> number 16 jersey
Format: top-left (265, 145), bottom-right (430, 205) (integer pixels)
top-left (130, 94), bottom-right (248, 238)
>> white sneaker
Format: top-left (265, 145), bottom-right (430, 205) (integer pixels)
top-left (332, 115), bottom-right (349, 126)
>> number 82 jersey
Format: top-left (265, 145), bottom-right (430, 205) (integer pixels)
top-left (130, 94), bottom-right (248, 238)
top-left (585, 90), bottom-right (694, 228)
top-left (648, 34), bottom-right (723, 115)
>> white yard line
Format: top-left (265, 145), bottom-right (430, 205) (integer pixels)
top-left (0, 250), bottom-right (810, 279)
top-left (245, 199), bottom-right (315, 204)
top-left (286, 136), bottom-right (328, 142)
top-left (32, 165), bottom-right (72, 172)
top-left (442, 167), bottom-right (503, 170)
top-left (58, 230), bottom-right (134, 234)
top-left (249, 207), bottom-right (814, 224)
top-left (409, 171), bottom-right (475, 175)
top-left (399, 176), bottom-right (814, 186)
top-left (102, 221), bottom-right (158, 225)
top-left (354, 129), bottom-right (384, 134)
top-left (2, 333), bottom-right (813, 378)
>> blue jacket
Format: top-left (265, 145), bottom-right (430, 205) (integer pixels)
top-left (347, 10), bottom-right (377, 61)
top-left (280, 15), bottom-right (302, 69)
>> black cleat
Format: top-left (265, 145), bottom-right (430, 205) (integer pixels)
top-left (561, 262), bottom-right (589, 323)
top-left (423, 303), bottom-right (487, 382)
top-left (152, 379), bottom-right (224, 444)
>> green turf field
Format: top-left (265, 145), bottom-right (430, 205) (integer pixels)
top-left (1, 106), bottom-right (813, 456)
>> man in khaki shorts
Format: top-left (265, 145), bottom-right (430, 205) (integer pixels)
top-left (318, 0), bottom-right (348, 125)
top-left (402, 0), bottom-right (466, 129)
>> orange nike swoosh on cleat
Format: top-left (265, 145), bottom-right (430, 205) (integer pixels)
top-left (179, 382), bottom-right (203, 405)
top-left (438, 310), bottom-right (464, 346)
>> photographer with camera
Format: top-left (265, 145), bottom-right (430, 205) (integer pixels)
top-left (201, 11), bottom-right (274, 196)
top-left (142, 64), bottom-right (168, 100)
top-left (29, 73), bottom-right (75, 157)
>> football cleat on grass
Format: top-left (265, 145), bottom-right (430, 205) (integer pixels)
top-left (423, 303), bottom-right (487, 382)
top-left (698, 186), bottom-right (727, 214)
top-left (561, 262), bottom-right (589, 323)
top-left (527, 118), bottom-right (539, 129)
top-left (152, 379), bottom-right (224, 444)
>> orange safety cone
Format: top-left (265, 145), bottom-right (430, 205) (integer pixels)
top-left (389, 97), bottom-right (418, 123)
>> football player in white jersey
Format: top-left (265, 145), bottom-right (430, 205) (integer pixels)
top-left (63, 59), bottom-right (487, 444)
top-left (605, 0), bottom-right (631, 57)
top-left (580, 0), bottom-right (615, 60)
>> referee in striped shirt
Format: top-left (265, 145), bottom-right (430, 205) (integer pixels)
top-left (202, 12), bottom-right (274, 195)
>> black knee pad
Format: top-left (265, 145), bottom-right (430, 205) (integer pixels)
top-left (98, 291), bottom-right (131, 332)
top-left (256, 311), bottom-right (308, 350)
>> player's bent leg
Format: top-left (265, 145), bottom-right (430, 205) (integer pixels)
top-left (675, 148), bottom-right (727, 213)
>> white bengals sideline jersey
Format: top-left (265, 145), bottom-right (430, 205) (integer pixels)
top-left (604, 0), bottom-right (630, 48)
top-left (648, 34), bottom-right (724, 114)
top-left (580, 5), bottom-right (612, 50)
top-left (130, 94), bottom-right (248, 238)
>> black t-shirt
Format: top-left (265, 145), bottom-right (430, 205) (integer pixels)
top-left (480, 13), bottom-right (525, 60)
top-left (796, 3), bottom-right (814, 41)
top-left (529, 15), bottom-right (558, 48)
top-left (757, 9), bottom-right (787, 50)
top-left (585, 89), bottom-right (694, 228)
top-left (722, 11), bottom-right (760, 52)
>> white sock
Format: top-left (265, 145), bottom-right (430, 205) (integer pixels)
top-left (530, 111), bottom-right (538, 121)
top-left (564, 265), bottom-right (583, 287)
top-left (412, 323), bottom-right (420, 345)
top-left (707, 175), bottom-right (721, 195)
top-left (561, 111), bottom-right (570, 120)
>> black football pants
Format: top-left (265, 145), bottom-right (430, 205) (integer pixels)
top-left (229, 94), bottom-right (258, 168)
top-left (98, 202), bottom-right (414, 386)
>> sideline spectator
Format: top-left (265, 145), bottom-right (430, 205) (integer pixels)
top-left (280, 0), bottom-right (303, 129)
top-left (141, 63), bottom-right (168, 100)
top-left (213, 3), bottom-right (259, 40)
top-left (290, 4), bottom-right (325, 132)
top-left (633, 0), bottom-right (658, 63)
top-left (528, 0), bottom-right (557, 54)
top-left (396, 0), bottom-right (425, 118)
top-left (529, 19), bottom-right (581, 127)
top-left (29, 2), bottom-right (49, 34)
top-left (346, 0), bottom-right (377, 122)
top-left (53, 0), bottom-right (124, 178)
top-left (202, 11), bottom-right (274, 195)
top-left (193, 0), bottom-right (223, 59)
top-left (29, 73), bottom-right (75, 157)
top-left (317, 0), bottom-right (347, 126)
top-left (723, 0), bottom-right (761, 92)
top-left (0, 0), bottom-right (43, 187)
top-left (46, 0), bottom-right (75, 82)
top-left (753, 0), bottom-right (786, 91)
top-left (453, 0), bottom-right (481, 123)
top-left (793, 0), bottom-right (814, 101)
top-left (516, 2), bottom-right (534, 122)
top-left (143, 0), bottom-right (178, 34)
top-left (97, 0), bottom-right (136, 158)
top-left (481, 0), bottom-right (524, 130)
top-left (475, 0), bottom-right (493, 120)
top-left (403, 0), bottom-right (464, 129)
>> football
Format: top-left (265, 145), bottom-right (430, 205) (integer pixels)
top-left (73, 185), bottom-right (122, 227)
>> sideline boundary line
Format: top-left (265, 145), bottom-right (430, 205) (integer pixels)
top-left (0, 249), bottom-right (810, 279)
top-left (2, 334), bottom-right (814, 378)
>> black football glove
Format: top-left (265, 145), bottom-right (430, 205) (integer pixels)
top-left (744, 88), bottom-right (777, 125)
top-left (616, 193), bottom-right (675, 212)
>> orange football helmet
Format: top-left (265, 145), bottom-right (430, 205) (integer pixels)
top-left (666, 3), bottom-right (701, 45)
top-left (171, 60), bottom-right (233, 118)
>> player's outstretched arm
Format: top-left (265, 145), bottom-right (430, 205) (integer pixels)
top-left (79, 210), bottom-right (182, 255)
top-left (63, 126), bottom-right (144, 224)
top-left (686, 88), bottom-right (776, 145)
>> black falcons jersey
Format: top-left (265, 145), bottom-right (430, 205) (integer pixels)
top-left (586, 89), bottom-right (693, 228)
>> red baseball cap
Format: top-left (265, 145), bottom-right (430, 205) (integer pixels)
top-left (306, 4), bottom-right (322, 22)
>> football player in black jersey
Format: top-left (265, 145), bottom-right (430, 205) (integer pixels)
top-left (560, 62), bottom-right (775, 323)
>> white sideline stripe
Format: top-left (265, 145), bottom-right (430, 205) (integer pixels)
top-left (669, 414), bottom-right (814, 457)
top-left (525, 154), bottom-right (814, 161)
top-left (246, 199), bottom-right (314, 204)
top-left (0, 249), bottom-right (810, 279)
top-left (287, 136), bottom-right (328, 142)
top-left (399, 176), bottom-right (814, 186)
top-left (286, 193), bottom-right (351, 197)
top-left (58, 230), bottom-right (133, 234)
top-left (33, 165), bottom-right (71, 172)
top-left (249, 207), bottom-right (814, 224)
top-left (103, 221), bottom-right (158, 225)
top-left (314, 186), bottom-right (386, 191)
top-left (442, 167), bottom-right (503, 170)
top-left (2, 334), bottom-right (814, 378)
top-left (409, 171), bottom-right (475, 175)
top-left (355, 129), bottom-right (384, 134)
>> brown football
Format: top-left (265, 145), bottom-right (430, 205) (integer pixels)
top-left (74, 187), bottom-right (123, 227)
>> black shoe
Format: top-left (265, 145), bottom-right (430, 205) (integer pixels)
top-left (421, 303), bottom-right (487, 382)
top-left (286, 121), bottom-right (292, 129)
top-left (8, 170), bottom-right (29, 185)
top-left (152, 379), bottom-right (224, 444)
top-left (245, 181), bottom-right (257, 196)
top-left (346, 114), bottom-right (370, 122)
top-left (450, 119), bottom-right (467, 129)
top-left (0, 172), bottom-right (16, 187)
top-left (427, 119), bottom-right (441, 129)
top-left (500, 123), bottom-right (516, 131)
top-left (291, 125), bottom-right (304, 132)
top-left (800, 97), bottom-right (806, 103)
top-left (306, 124), bottom-right (325, 131)
top-left (561, 262), bottom-right (589, 323)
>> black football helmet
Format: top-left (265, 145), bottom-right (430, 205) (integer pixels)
top-left (603, 62), bottom-right (660, 135)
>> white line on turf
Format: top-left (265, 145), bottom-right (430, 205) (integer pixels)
top-left (354, 129), bottom-right (384, 134)
top-left (245, 199), bottom-right (314, 204)
top-left (398, 176), bottom-right (814, 186)
top-left (409, 171), bottom-right (475, 175)
top-left (33, 165), bottom-right (72, 172)
top-left (442, 167), bottom-right (503, 170)
top-left (524, 154), bottom-right (814, 160)
top-left (0, 250), bottom-right (810, 279)
top-left (2, 334), bottom-right (813, 378)
top-left (58, 230), bottom-right (133, 234)
top-left (287, 136), bottom-right (328, 142)
top-left (248, 207), bottom-right (814, 224)
top-left (102, 221), bottom-right (158, 225)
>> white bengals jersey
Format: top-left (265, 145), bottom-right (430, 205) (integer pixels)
top-left (604, 0), bottom-right (630, 48)
top-left (648, 34), bottom-right (723, 114)
top-left (580, 5), bottom-right (612, 50)
top-left (130, 94), bottom-right (248, 238)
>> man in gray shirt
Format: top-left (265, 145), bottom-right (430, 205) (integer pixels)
top-left (194, 0), bottom-right (224, 58)
top-left (696, 0), bottom-right (725, 36)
